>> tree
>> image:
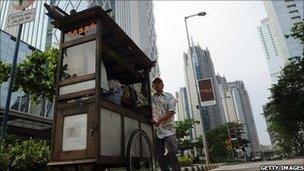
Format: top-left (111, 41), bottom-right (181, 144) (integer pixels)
top-left (264, 21), bottom-right (304, 156)
top-left (263, 57), bottom-right (304, 155)
top-left (0, 48), bottom-right (58, 103)
top-left (206, 122), bottom-right (248, 163)
top-left (175, 118), bottom-right (199, 155)
top-left (285, 22), bottom-right (304, 49)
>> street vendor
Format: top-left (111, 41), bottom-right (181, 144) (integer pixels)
top-left (152, 77), bottom-right (181, 171)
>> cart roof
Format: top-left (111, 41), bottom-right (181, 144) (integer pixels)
top-left (52, 6), bottom-right (155, 84)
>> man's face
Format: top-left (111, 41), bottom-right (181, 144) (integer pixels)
top-left (153, 81), bottom-right (164, 92)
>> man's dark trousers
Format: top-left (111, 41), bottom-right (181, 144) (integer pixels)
top-left (155, 135), bottom-right (181, 171)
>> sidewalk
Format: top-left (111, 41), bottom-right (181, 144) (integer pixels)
top-left (180, 163), bottom-right (221, 171)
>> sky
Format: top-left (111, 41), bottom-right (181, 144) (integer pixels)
top-left (153, 1), bottom-right (272, 145)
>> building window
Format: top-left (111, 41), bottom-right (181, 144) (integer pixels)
top-left (291, 16), bottom-right (301, 20)
top-left (289, 9), bottom-right (298, 14)
top-left (287, 4), bottom-right (296, 8)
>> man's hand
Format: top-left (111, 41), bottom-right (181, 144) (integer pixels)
top-left (153, 119), bottom-right (160, 126)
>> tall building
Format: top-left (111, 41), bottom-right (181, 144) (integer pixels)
top-left (257, 17), bottom-right (285, 84)
top-left (0, 0), bottom-right (160, 77)
top-left (217, 75), bottom-right (260, 156)
top-left (175, 87), bottom-right (190, 121)
top-left (0, 0), bottom-right (52, 51)
top-left (263, 0), bottom-right (303, 62)
top-left (184, 45), bottom-right (225, 138)
top-left (115, 1), bottom-right (160, 79)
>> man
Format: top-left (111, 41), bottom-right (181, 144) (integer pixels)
top-left (152, 77), bottom-right (181, 171)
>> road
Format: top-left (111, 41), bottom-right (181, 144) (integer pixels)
top-left (211, 158), bottom-right (304, 171)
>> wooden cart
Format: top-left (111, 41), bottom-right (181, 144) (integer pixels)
top-left (47, 6), bottom-right (155, 171)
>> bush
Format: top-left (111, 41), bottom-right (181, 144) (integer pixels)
top-left (0, 136), bottom-right (50, 171)
top-left (178, 156), bottom-right (193, 167)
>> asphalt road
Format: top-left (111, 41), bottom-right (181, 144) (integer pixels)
top-left (211, 158), bottom-right (304, 171)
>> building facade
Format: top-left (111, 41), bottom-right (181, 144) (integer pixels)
top-left (257, 17), bottom-right (285, 84)
top-left (0, 29), bottom-right (52, 139)
top-left (0, 0), bottom-right (52, 51)
top-left (0, 29), bottom-right (53, 119)
top-left (217, 75), bottom-right (260, 156)
top-left (263, 0), bottom-right (303, 62)
top-left (184, 45), bottom-right (225, 138)
top-left (175, 87), bottom-right (190, 121)
top-left (115, 1), bottom-right (160, 79)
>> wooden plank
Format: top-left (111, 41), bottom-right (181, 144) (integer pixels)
top-left (61, 33), bottom-right (96, 49)
top-left (52, 31), bottom-right (65, 161)
top-left (57, 89), bottom-right (95, 101)
top-left (87, 105), bottom-right (97, 159)
top-left (56, 97), bottom-right (95, 109)
top-left (96, 19), bottom-right (102, 161)
top-left (48, 159), bottom-right (96, 166)
top-left (121, 115), bottom-right (125, 157)
top-left (99, 156), bottom-right (125, 165)
top-left (59, 73), bottom-right (95, 86)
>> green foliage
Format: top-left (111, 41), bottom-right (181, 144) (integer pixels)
top-left (286, 22), bottom-right (304, 44)
top-left (206, 122), bottom-right (248, 163)
top-left (0, 60), bottom-right (11, 83)
top-left (175, 118), bottom-right (199, 140)
top-left (175, 119), bottom-right (199, 154)
top-left (178, 155), bottom-right (193, 167)
top-left (0, 135), bottom-right (50, 171)
top-left (0, 48), bottom-right (58, 103)
top-left (264, 56), bottom-right (304, 155)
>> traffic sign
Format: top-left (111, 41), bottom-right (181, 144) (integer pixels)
top-left (7, 8), bottom-right (36, 27)
top-left (12, 0), bottom-right (34, 10)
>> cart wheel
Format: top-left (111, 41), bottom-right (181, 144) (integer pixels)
top-left (126, 129), bottom-right (155, 171)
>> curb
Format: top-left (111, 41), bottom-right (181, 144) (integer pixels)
top-left (181, 163), bottom-right (220, 171)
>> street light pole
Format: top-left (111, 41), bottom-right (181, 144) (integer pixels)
top-left (1, 23), bottom-right (23, 139)
top-left (184, 12), bottom-right (209, 164)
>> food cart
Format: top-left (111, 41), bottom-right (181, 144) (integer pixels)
top-left (47, 6), bottom-right (155, 171)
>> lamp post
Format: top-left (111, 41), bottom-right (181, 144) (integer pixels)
top-left (184, 12), bottom-right (209, 164)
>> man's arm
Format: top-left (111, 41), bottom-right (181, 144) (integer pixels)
top-left (155, 93), bottom-right (176, 126)
top-left (155, 111), bottom-right (174, 125)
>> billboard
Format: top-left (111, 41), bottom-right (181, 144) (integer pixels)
top-left (198, 78), bottom-right (216, 106)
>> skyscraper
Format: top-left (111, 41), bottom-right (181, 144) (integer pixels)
top-left (175, 87), bottom-right (190, 121)
top-left (115, 1), bottom-right (160, 79)
top-left (263, 0), bottom-right (303, 62)
top-left (217, 75), bottom-right (260, 156)
top-left (257, 17), bottom-right (285, 84)
top-left (184, 45), bottom-right (225, 138)
top-left (0, 0), bottom-right (52, 51)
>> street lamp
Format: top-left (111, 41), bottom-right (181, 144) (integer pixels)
top-left (184, 12), bottom-right (210, 164)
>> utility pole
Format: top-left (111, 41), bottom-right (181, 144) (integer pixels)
top-left (184, 12), bottom-right (209, 164)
